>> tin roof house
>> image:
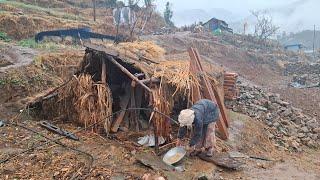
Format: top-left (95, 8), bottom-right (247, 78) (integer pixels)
top-left (203, 17), bottom-right (233, 33)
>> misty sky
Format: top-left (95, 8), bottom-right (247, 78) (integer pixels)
top-left (153, 0), bottom-right (320, 32)
top-left (156, 0), bottom-right (296, 15)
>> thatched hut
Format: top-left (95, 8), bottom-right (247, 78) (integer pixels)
top-left (29, 41), bottom-right (226, 148)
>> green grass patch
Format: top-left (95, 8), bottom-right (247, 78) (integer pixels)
top-left (0, 77), bottom-right (26, 86)
top-left (0, 31), bottom-right (11, 42)
top-left (18, 38), bottom-right (59, 51)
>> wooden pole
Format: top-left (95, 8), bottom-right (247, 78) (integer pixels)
top-left (101, 60), bottom-right (107, 83)
top-left (313, 25), bottom-right (316, 58)
top-left (111, 84), bottom-right (131, 132)
top-left (93, 0), bottom-right (96, 22)
top-left (107, 56), bottom-right (152, 92)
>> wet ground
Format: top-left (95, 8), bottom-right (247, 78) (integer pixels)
top-left (0, 44), bottom-right (37, 72)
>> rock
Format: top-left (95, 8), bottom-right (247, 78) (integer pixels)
top-left (312, 128), bottom-right (320, 134)
top-left (310, 134), bottom-right (318, 140)
top-left (270, 94), bottom-right (281, 103)
top-left (273, 122), bottom-right (280, 128)
top-left (292, 116), bottom-right (304, 125)
top-left (291, 107), bottom-right (303, 113)
top-left (280, 119), bottom-right (290, 125)
top-left (266, 121), bottom-right (273, 127)
top-left (266, 113), bottom-right (273, 121)
top-left (0, 120), bottom-right (4, 127)
top-left (297, 133), bottom-right (305, 138)
top-left (288, 139), bottom-right (300, 149)
top-left (256, 105), bottom-right (268, 112)
top-left (307, 122), bottom-right (318, 129)
top-left (301, 137), bottom-right (311, 144)
top-left (279, 101), bottom-right (290, 107)
top-left (267, 132), bottom-right (275, 139)
top-left (300, 126), bottom-right (309, 133)
top-left (281, 109), bottom-right (292, 117)
top-left (307, 140), bottom-right (315, 147)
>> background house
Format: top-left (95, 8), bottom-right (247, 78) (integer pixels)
top-left (203, 17), bottom-right (233, 33)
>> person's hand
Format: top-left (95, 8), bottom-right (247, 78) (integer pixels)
top-left (186, 145), bottom-right (195, 152)
top-left (176, 138), bottom-right (182, 146)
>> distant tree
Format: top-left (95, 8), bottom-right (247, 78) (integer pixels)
top-left (116, 1), bottom-right (125, 7)
top-left (128, 0), bottom-right (134, 6)
top-left (144, 0), bottom-right (155, 7)
top-left (251, 10), bottom-right (279, 42)
top-left (164, 2), bottom-right (173, 27)
top-left (105, 0), bottom-right (117, 8)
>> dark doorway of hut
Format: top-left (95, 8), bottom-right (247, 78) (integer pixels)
top-left (81, 49), bottom-right (185, 154)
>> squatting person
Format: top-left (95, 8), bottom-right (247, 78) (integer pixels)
top-left (176, 99), bottom-right (220, 156)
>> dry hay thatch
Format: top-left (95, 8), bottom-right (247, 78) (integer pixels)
top-left (32, 41), bottom-right (223, 138)
top-left (44, 74), bottom-right (112, 133)
top-left (106, 41), bottom-right (166, 62)
top-left (153, 60), bottom-right (200, 97)
top-left (0, 13), bottom-right (88, 40)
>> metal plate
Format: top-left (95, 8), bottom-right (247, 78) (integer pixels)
top-left (163, 147), bottom-right (186, 165)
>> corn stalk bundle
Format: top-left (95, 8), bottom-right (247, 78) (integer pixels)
top-left (151, 83), bottom-right (173, 138)
top-left (56, 74), bottom-right (113, 133)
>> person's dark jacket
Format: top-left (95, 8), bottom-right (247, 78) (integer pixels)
top-left (178, 99), bottom-right (219, 146)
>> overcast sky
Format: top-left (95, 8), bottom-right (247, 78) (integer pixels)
top-left (152, 0), bottom-right (319, 32)
top-left (155, 0), bottom-right (297, 15)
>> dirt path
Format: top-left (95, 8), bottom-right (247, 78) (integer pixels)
top-left (0, 44), bottom-right (37, 72)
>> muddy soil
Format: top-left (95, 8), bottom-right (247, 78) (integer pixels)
top-left (0, 44), bottom-right (36, 72)
top-left (0, 110), bottom-right (319, 179)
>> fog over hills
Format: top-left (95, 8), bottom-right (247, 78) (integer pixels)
top-left (171, 0), bottom-right (319, 33)
top-left (172, 8), bottom-right (240, 26)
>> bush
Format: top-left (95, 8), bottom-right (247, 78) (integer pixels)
top-left (0, 31), bottom-right (11, 42)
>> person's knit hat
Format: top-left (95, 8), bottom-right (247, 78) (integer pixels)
top-left (178, 109), bottom-right (195, 127)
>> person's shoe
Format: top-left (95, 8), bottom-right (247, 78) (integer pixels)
top-left (206, 148), bottom-right (214, 157)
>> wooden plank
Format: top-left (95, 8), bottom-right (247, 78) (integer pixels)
top-left (188, 48), bottom-right (229, 140)
top-left (135, 86), bottom-right (143, 129)
top-left (192, 49), bottom-right (230, 128)
top-left (189, 53), bottom-right (202, 104)
top-left (198, 153), bottom-right (244, 170)
top-left (111, 84), bottom-right (131, 133)
top-left (129, 86), bottom-right (139, 131)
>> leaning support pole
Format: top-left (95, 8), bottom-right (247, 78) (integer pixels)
top-left (107, 56), bottom-right (152, 92)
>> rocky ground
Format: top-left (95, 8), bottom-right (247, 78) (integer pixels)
top-left (226, 83), bottom-right (320, 150)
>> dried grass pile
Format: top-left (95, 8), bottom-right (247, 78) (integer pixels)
top-left (109, 41), bottom-right (166, 62)
top-left (153, 60), bottom-right (200, 96)
top-left (0, 13), bottom-right (87, 39)
top-left (44, 74), bottom-right (112, 133)
top-left (36, 51), bottom-right (83, 81)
